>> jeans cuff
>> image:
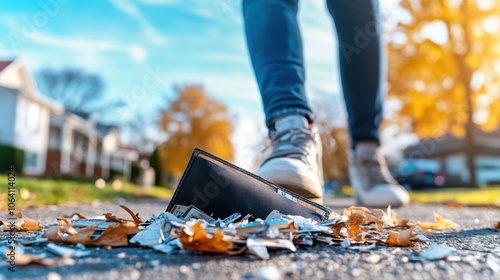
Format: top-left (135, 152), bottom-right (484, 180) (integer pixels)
top-left (267, 108), bottom-right (315, 132)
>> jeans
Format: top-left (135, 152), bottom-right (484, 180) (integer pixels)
top-left (243, 0), bottom-right (384, 147)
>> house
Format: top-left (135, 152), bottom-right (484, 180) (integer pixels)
top-left (0, 59), bottom-right (138, 180)
top-left (0, 60), bottom-right (63, 175)
top-left (403, 128), bottom-right (500, 185)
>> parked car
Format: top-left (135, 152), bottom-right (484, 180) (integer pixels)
top-left (393, 159), bottom-right (445, 190)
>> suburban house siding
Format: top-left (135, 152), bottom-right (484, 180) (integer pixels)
top-left (0, 59), bottom-right (139, 181)
top-left (0, 87), bottom-right (17, 144)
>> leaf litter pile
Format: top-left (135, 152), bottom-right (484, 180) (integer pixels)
top-left (2, 203), bottom-right (490, 266)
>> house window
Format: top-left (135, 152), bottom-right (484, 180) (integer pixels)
top-left (25, 103), bottom-right (41, 133)
top-left (48, 126), bottom-right (62, 150)
top-left (25, 153), bottom-right (38, 169)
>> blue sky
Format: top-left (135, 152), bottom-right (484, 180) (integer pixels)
top-left (0, 0), bottom-right (351, 168)
top-left (0, 0), bottom-right (425, 171)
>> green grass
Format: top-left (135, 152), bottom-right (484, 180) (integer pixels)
top-left (334, 185), bottom-right (500, 206)
top-left (0, 175), bottom-right (174, 210)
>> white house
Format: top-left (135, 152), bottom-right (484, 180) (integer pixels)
top-left (0, 60), bottom-right (63, 175)
top-left (0, 59), bottom-right (139, 180)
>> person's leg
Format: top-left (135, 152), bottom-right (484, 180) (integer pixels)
top-left (326, 0), bottom-right (383, 148)
top-left (327, 0), bottom-right (409, 207)
top-left (243, 0), bottom-right (323, 202)
top-left (243, 0), bottom-right (314, 130)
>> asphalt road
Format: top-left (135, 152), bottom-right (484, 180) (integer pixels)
top-left (1, 197), bottom-right (499, 280)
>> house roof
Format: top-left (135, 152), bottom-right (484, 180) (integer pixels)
top-left (404, 127), bottom-right (500, 158)
top-left (0, 60), bottom-right (13, 73)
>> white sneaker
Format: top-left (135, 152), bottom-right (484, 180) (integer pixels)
top-left (349, 142), bottom-right (409, 207)
top-left (256, 115), bottom-right (324, 203)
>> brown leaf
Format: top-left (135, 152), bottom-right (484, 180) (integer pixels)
top-left (62, 213), bottom-right (87, 219)
top-left (1, 212), bottom-right (42, 231)
top-left (418, 212), bottom-right (460, 235)
top-left (102, 205), bottom-right (142, 225)
top-left (342, 206), bottom-right (390, 239)
top-left (387, 206), bottom-right (414, 228)
top-left (179, 222), bottom-right (233, 254)
top-left (385, 226), bottom-right (416, 246)
top-left (44, 217), bottom-right (139, 247)
top-left (341, 207), bottom-right (365, 241)
top-left (495, 222), bottom-right (500, 229)
top-left (45, 206), bottom-right (142, 247)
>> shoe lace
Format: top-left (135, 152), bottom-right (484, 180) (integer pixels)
top-left (360, 156), bottom-right (397, 187)
top-left (263, 128), bottom-right (316, 167)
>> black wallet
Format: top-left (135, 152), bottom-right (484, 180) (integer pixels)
top-left (166, 148), bottom-right (332, 221)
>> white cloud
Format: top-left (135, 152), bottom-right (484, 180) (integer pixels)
top-left (129, 45), bottom-right (147, 62)
top-left (109, 0), bottom-right (169, 45)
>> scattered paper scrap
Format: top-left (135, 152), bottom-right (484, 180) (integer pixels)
top-left (46, 243), bottom-right (90, 258)
top-left (420, 244), bottom-right (456, 260)
top-left (9, 203), bottom-right (468, 262)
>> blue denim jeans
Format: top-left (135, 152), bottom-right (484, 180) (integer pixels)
top-left (243, 0), bottom-right (384, 147)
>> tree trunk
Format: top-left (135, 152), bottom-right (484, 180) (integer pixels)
top-left (459, 2), bottom-right (479, 188)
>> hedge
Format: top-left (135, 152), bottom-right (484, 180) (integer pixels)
top-left (0, 144), bottom-right (25, 174)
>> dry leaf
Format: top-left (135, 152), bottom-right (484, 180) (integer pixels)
top-left (1, 212), bottom-right (42, 231)
top-left (342, 206), bottom-right (364, 241)
top-left (387, 206), bottom-right (414, 228)
top-left (179, 222), bottom-right (233, 254)
top-left (385, 226), bottom-right (416, 246)
top-left (44, 208), bottom-right (141, 247)
top-left (62, 213), bottom-right (87, 219)
top-left (44, 219), bottom-right (139, 247)
top-left (341, 206), bottom-right (391, 240)
top-left (495, 222), bottom-right (500, 229)
top-left (418, 213), bottom-right (460, 235)
top-left (103, 205), bottom-right (142, 225)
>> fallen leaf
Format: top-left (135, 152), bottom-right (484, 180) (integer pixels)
top-left (103, 205), bottom-right (142, 225)
top-left (418, 213), bottom-right (459, 235)
top-left (44, 211), bottom-right (140, 247)
top-left (62, 213), bottom-right (87, 219)
top-left (1, 212), bottom-right (42, 231)
top-left (341, 206), bottom-right (391, 240)
top-left (385, 226), bottom-right (416, 246)
top-left (495, 222), bottom-right (500, 229)
top-left (179, 222), bottom-right (233, 254)
top-left (446, 201), bottom-right (463, 209)
top-left (47, 204), bottom-right (143, 246)
top-left (387, 206), bottom-right (414, 228)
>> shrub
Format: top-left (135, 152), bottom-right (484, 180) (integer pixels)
top-left (0, 144), bottom-right (24, 174)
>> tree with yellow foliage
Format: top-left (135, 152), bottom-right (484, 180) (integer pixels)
top-left (158, 86), bottom-right (235, 178)
top-left (387, 0), bottom-right (500, 187)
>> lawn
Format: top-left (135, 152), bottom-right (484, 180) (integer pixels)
top-left (0, 175), bottom-right (174, 210)
top-left (335, 185), bottom-right (500, 206)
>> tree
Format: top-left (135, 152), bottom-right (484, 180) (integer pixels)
top-left (125, 112), bottom-right (165, 155)
top-left (311, 96), bottom-right (350, 183)
top-left (158, 85), bottom-right (235, 177)
top-left (387, 0), bottom-right (500, 187)
top-left (37, 68), bottom-right (124, 116)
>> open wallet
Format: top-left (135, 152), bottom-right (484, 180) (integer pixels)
top-left (166, 148), bottom-right (333, 222)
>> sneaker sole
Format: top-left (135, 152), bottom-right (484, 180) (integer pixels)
top-left (256, 159), bottom-right (323, 200)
